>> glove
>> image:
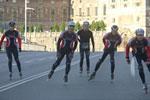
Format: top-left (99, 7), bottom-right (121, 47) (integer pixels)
top-left (92, 48), bottom-right (95, 52)
top-left (19, 48), bottom-right (22, 52)
top-left (56, 52), bottom-right (61, 58)
top-left (126, 57), bottom-right (130, 64)
top-left (146, 58), bottom-right (150, 64)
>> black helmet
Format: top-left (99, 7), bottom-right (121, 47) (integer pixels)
top-left (9, 21), bottom-right (16, 27)
top-left (111, 25), bottom-right (118, 31)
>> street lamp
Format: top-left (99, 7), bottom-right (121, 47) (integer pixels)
top-left (25, 0), bottom-right (35, 43)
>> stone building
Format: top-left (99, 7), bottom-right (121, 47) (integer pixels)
top-left (71, 0), bottom-right (150, 36)
top-left (0, 0), bottom-right (71, 31)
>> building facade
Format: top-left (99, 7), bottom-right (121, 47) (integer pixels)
top-left (70, 0), bottom-right (107, 24)
top-left (0, 0), bottom-right (71, 31)
top-left (71, 0), bottom-right (150, 36)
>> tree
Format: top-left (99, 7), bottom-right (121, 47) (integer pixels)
top-left (29, 24), bottom-right (34, 32)
top-left (99, 20), bottom-right (107, 32)
top-left (52, 22), bottom-right (60, 32)
top-left (60, 22), bottom-right (66, 31)
top-left (37, 24), bottom-right (43, 32)
top-left (20, 24), bottom-right (25, 35)
top-left (95, 21), bottom-right (101, 31)
top-left (0, 26), bottom-right (4, 33)
top-left (75, 21), bottom-right (81, 32)
top-left (90, 21), bottom-right (96, 31)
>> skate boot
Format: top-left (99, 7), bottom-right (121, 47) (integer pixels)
top-left (64, 75), bottom-right (68, 86)
top-left (19, 72), bottom-right (22, 79)
top-left (9, 72), bottom-right (12, 80)
top-left (88, 72), bottom-right (96, 81)
top-left (143, 83), bottom-right (148, 94)
top-left (48, 71), bottom-right (54, 80)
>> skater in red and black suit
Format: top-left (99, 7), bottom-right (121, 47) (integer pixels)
top-left (126, 28), bottom-right (150, 91)
top-left (0, 22), bottom-right (22, 80)
top-left (48, 21), bottom-right (78, 84)
top-left (89, 25), bottom-right (122, 81)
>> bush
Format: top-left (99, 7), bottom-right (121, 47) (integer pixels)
top-left (29, 24), bottom-right (34, 32)
top-left (90, 21), bottom-right (96, 31)
top-left (52, 22), bottom-right (60, 32)
top-left (60, 22), bottom-right (66, 31)
top-left (0, 26), bottom-right (4, 33)
top-left (20, 24), bottom-right (25, 35)
top-left (37, 24), bottom-right (43, 32)
top-left (99, 20), bottom-right (107, 32)
top-left (75, 21), bottom-right (81, 32)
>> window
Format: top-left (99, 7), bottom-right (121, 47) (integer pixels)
top-left (136, 16), bottom-right (140, 22)
top-left (112, 0), bottom-right (115, 2)
top-left (50, 9), bottom-right (55, 22)
top-left (136, 3), bottom-right (140, 6)
top-left (112, 18), bottom-right (115, 23)
top-left (95, 7), bottom-right (98, 16)
top-left (20, 8), bottom-right (23, 14)
top-left (72, 8), bottom-right (74, 17)
top-left (112, 5), bottom-right (115, 8)
top-left (27, 0), bottom-right (30, 3)
top-left (103, 4), bottom-right (106, 15)
top-left (6, 7), bottom-right (9, 13)
top-left (51, 0), bottom-right (54, 4)
top-left (124, 4), bottom-right (127, 8)
top-left (79, 8), bottom-right (82, 16)
top-left (80, 0), bottom-right (82, 3)
top-left (12, 0), bottom-right (16, 3)
top-left (87, 7), bottom-right (90, 16)
top-left (63, 8), bottom-right (67, 21)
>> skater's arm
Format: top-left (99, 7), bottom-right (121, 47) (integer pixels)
top-left (17, 31), bottom-right (21, 48)
top-left (146, 38), bottom-right (150, 61)
top-left (116, 34), bottom-right (122, 46)
top-left (73, 33), bottom-right (78, 51)
top-left (57, 38), bottom-right (61, 52)
top-left (0, 32), bottom-right (6, 47)
top-left (91, 32), bottom-right (95, 49)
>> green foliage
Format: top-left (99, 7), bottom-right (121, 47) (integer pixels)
top-left (52, 22), bottom-right (60, 32)
top-left (37, 24), bottom-right (43, 32)
top-left (74, 21), bottom-right (81, 31)
top-left (99, 20), bottom-right (107, 31)
top-left (90, 21), bottom-right (96, 31)
top-left (90, 20), bottom-right (106, 31)
top-left (60, 22), bottom-right (66, 31)
top-left (20, 24), bottom-right (25, 34)
top-left (95, 21), bottom-right (101, 31)
top-left (29, 24), bottom-right (34, 32)
top-left (0, 26), bottom-right (4, 33)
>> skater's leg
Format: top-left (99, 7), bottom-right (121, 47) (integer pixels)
top-left (85, 49), bottom-right (90, 72)
top-left (94, 51), bottom-right (109, 72)
top-left (110, 51), bottom-right (115, 74)
top-left (48, 53), bottom-right (65, 79)
top-left (6, 48), bottom-right (13, 73)
top-left (80, 49), bottom-right (84, 72)
top-left (12, 47), bottom-right (21, 72)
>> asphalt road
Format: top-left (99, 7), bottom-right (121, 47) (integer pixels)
top-left (0, 51), bottom-right (150, 100)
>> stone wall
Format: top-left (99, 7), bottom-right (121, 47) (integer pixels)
top-left (0, 31), bottom-right (136, 52)
top-left (26, 31), bottom-right (134, 52)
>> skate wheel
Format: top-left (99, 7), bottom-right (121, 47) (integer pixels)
top-left (145, 89), bottom-right (148, 94)
top-left (64, 82), bottom-right (68, 86)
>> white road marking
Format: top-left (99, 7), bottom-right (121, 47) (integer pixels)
top-left (0, 54), bottom-right (101, 92)
top-left (24, 61), bottom-right (33, 63)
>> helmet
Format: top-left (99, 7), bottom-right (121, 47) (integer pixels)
top-left (111, 25), bottom-right (118, 31)
top-left (68, 21), bottom-right (75, 26)
top-left (135, 28), bottom-right (144, 35)
top-left (83, 21), bottom-right (89, 25)
top-left (9, 21), bottom-right (16, 27)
